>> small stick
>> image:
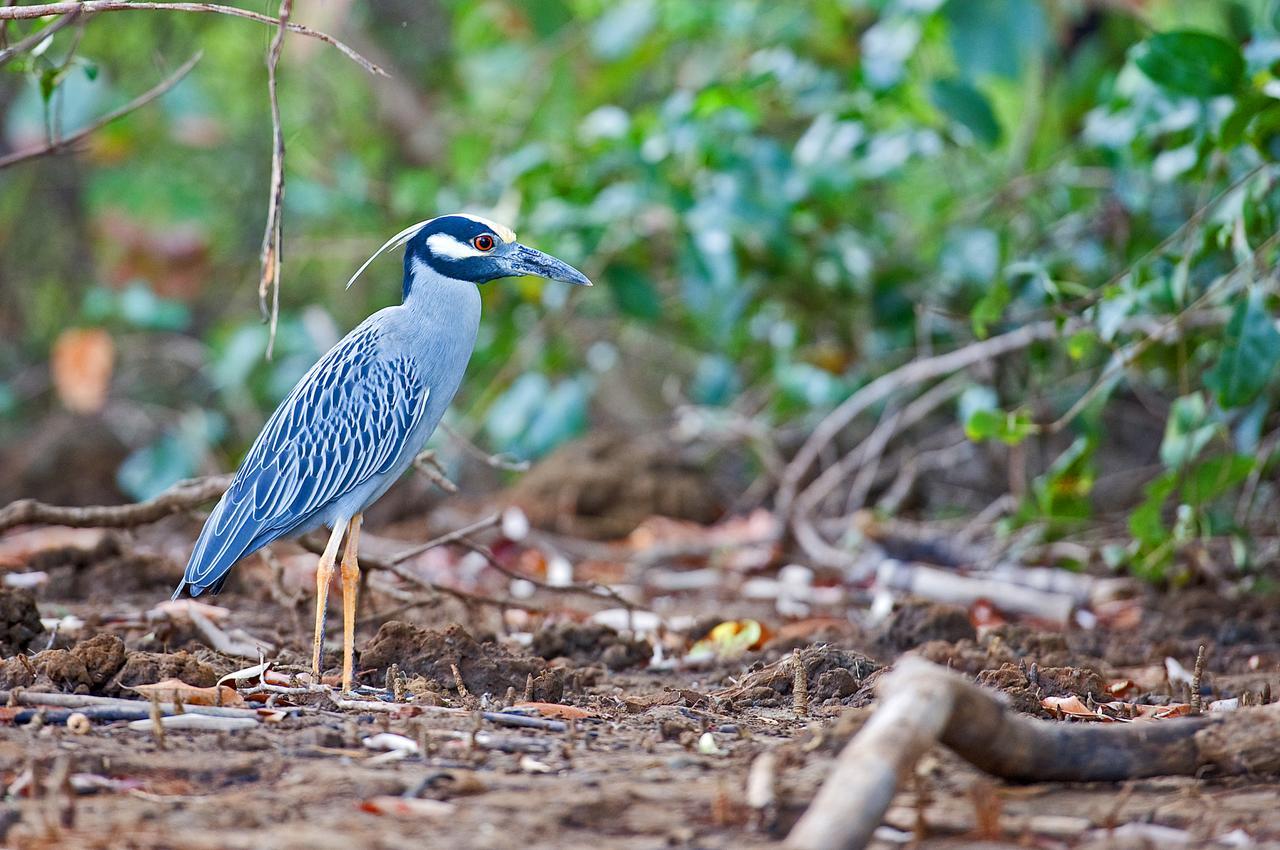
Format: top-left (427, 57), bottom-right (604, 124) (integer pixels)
top-left (148, 694), bottom-right (166, 749)
top-left (523, 673), bottom-right (534, 703)
top-left (792, 650), bottom-right (809, 717)
top-left (451, 664), bottom-right (470, 703)
top-left (1190, 645), bottom-right (1207, 715)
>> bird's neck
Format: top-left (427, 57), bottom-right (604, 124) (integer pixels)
top-left (400, 257), bottom-right (482, 331)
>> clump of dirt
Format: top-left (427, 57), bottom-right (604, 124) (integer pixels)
top-left (0, 586), bottom-right (44, 657)
top-left (0, 633), bottom-right (126, 693)
top-left (361, 621), bottom-right (565, 701)
top-left (876, 599), bottom-right (976, 654)
top-left (107, 650), bottom-right (218, 697)
top-left (505, 430), bottom-right (723, 539)
top-left (977, 662), bottom-right (1108, 715)
top-left (531, 622), bottom-right (651, 670)
top-left (982, 624), bottom-right (1075, 666)
top-left (26, 535), bottom-right (181, 600)
top-left (716, 645), bottom-right (879, 708)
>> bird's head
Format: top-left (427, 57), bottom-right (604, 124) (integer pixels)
top-left (347, 213), bottom-right (591, 299)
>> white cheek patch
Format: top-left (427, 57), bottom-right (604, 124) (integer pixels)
top-left (425, 232), bottom-right (486, 260)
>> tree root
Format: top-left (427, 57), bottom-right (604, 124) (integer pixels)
top-left (786, 657), bottom-right (1280, 850)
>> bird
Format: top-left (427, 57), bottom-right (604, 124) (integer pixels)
top-left (172, 213), bottom-right (591, 692)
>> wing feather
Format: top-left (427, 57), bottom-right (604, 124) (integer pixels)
top-left (175, 325), bottom-right (429, 597)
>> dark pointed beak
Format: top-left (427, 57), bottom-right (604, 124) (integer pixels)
top-left (505, 244), bottom-right (592, 286)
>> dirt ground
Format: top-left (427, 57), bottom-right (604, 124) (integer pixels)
top-left (0, 516), bottom-right (1279, 850)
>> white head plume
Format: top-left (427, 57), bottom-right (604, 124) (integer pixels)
top-left (345, 218), bottom-right (433, 290)
top-left (345, 213), bottom-right (518, 290)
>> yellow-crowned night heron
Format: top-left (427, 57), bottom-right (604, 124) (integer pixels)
top-left (172, 214), bottom-right (590, 691)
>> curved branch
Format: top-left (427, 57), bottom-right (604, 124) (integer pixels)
top-left (777, 320), bottom-right (1069, 520)
top-left (0, 2), bottom-right (385, 75)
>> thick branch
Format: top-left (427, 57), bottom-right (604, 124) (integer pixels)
top-left (0, 472), bottom-right (230, 534)
top-left (0, 2), bottom-right (384, 75)
top-left (787, 658), bottom-right (1280, 850)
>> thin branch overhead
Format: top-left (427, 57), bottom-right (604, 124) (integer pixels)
top-left (259, 0), bottom-right (291, 358)
top-left (0, 2), bottom-right (386, 76)
top-left (0, 51), bottom-right (202, 170)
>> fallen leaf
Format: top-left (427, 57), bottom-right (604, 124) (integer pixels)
top-left (687, 619), bottom-right (770, 661)
top-left (360, 797), bottom-right (456, 818)
top-left (149, 598), bottom-right (232, 623)
top-left (1041, 695), bottom-right (1107, 720)
top-left (218, 661), bottom-right (270, 687)
top-left (129, 679), bottom-right (246, 707)
top-left (1106, 679), bottom-right (1138, 698)
top-left (511, 702), bottom-right (592, 720)
top-left (0, 528), bottom-right (106, 560)
top-left (51, 328), bottom-right (114, 414)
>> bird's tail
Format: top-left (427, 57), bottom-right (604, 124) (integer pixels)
top-left (173, 491), bottom-right (262, 599)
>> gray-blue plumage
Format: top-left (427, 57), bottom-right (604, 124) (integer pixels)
top-left (174, 213), bottom-right (588, 599)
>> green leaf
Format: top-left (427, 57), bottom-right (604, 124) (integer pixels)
top-left (943, 0), bottom-right (1047, 81)
top-left (1133, 30), bottom-right (1244, 97)
top-left (970, 276), bottom-right (1009, 338)
top-left (1066, 330), bottom-right (1096, 362)
top-left (965, 407), bottom-right (1035, 445)
top-left (1182, 454), bottom-right (1254, 505)
top-left (1206, 288), bottom-right (1280, 409)
top-left (1130, 471), bottom-right (1176, 548)
top-left (930, 78), bottom-right (1001, 146)
top-left (1160, 393), bottom-right (1215, 468)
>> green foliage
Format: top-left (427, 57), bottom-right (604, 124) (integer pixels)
top-left (1133, 30), bottom-right (1245, 97)
top-left (1206, 288), bottom-right (1280, 409)
top-left (3, 0), bottom-right (1280, 583)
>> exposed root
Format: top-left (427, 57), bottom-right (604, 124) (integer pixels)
top-left (787, 657), bottom-right (1280, 850)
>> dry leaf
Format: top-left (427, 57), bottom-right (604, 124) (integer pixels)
top-left (1042, 695), bottom-right (1106, 720)
top-left (129, 679), bottom-right (246, 707)
top-left (1106, 679), bottom-right (1138, 698)
top-left (51, 328), bottom-right (114, 414)
top-left (360, 797), bottom-right (456, 818)
top-left (688, 619), bottom-right (770, 661)
top-left (511, 702), bottom-right (592, 720)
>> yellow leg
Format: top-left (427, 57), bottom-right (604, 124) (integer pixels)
top-left (339, 513), bottom-right (363, 693)
top-left (311, 522), bottom-right (347, 679)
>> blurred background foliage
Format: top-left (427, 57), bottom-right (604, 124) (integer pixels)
top-left (1, 0), bottom-right (1279, 581)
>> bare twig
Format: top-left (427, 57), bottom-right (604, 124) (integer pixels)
top-left (413, 450), bottom-right (459, 493)
top-left (0, 689), bottom-right (264, 719)
top-left (186, 606), bottom-right (274, 658)
top-left (0, 2), bottom-right (385, 75)
top-left (387, 514), bottom-right (504, 565)
top-left (777, 320), bottom-right (1069, 520)
top-left (0, 51), bottom-right (201, 169)
top-left (0, 6), bottom-right (81, 67)
top-left (0, 472), bottom-right (230, 534)
top-left (456, 536), bottom-right (633, 611)
top-left (442, 422), bottom-right (530, 472)
top-left (258, 0), bottom-right (290, 358)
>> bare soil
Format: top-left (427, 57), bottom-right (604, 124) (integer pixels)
top-left (1, 522), bottom-right (1279, 850)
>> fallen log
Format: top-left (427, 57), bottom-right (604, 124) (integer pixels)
top-left (786, 657), bottom-right (1280, 850)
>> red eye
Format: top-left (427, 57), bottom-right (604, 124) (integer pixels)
top-left (473, 234), bottom-right (495, 251)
